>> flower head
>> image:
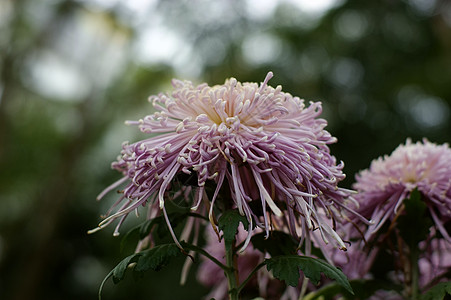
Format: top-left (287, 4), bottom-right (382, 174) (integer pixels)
top-left (90, 72), bottom-right (360, 251)
top-left (353, 139), bottom-right (451, 240)
top-left (325, 139), bottom-right (451, 295)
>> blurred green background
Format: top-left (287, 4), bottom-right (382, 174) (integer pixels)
top-left (1, 0), bottom-right (450, 299)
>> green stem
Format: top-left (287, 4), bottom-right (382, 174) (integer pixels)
top-left (410, 246), bottom-right (420, 300)
top-left (237, 262), bottom-right (265, 294)
top-left (225, 239), bottom-right (239, 300)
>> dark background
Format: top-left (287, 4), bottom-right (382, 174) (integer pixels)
top-left (1, 0), bottom-right (450, 299)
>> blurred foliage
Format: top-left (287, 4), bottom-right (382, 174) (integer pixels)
top-left (0, 0), bottom-right (450, 299)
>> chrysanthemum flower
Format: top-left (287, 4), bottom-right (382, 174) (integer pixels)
top-left (90, 72), bottom-right (361, 251)
top-left (325, 139), bottom-right (451, 298)
top-left (353, 139), bottom-right (451, 240)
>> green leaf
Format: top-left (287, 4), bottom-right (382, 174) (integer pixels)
top-left (134, 243), bottom-right (181, 272)
top-left (251, 231), bottom-right (298, 256)
top-left (111, 252), bottom-right (142, 283)
top-left (251, 231), bottom-right (326, 259)
top-left (218, 210), bottom-right (249, 251)
top-left (303, 279), bottom-right (402, 300)
top-left (265, 255), bottom-right (353, 294)
top-left (164, 197), bottom-right (192, 213)
top-left (421, 282), bottom-right (451, 300)
top-left (397, 189), bottom-right (433, 248)
top-left (98, 252), bottom-right (142, 299)
top-left (98, 243), bottom-right (182, 300)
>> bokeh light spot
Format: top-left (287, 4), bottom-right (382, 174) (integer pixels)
top-left (335, 10), bottom-right (369, 41)
top-left (242, 33), bottom-right (283, 66)
top-left (328, 57), bottom-right (364, 89)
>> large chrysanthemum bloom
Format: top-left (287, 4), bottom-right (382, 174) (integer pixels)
top-left (353, 139), bottom-right (451, 241)
top-left (90, 72), bottom-right (362, 251)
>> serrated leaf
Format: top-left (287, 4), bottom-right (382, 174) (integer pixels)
top-left (398, 189), bottom-right (433, 247)
top-left (421, 282), bottom-right (451, 300)
top-left (98, 243), bottom-right (182, 300)
top-left (251, 231), bottom-right (298, 256)
top-left (251, 231), bottom-right (326, 259)
top-left (98, 252), bottom-right (142, 300)
top-left (265, 255), bottom-right (353, 294)
top-left (164, 197), bottom-right (192, 213)
top-left (304, 279), bottom-right (402, 300)
top-left (134, 243), bottom-right (181, 272)
top-left (218, 210), bottom-right (249, 251)
top-left (112, 253), bottom-right (142, 283)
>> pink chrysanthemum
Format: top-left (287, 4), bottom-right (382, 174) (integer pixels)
top-left (90, 72), bottom-right (361, 251)
top-left (326, 139), bottom-right (451, 296)
top-left (353, 139), bottom-right (451, 240)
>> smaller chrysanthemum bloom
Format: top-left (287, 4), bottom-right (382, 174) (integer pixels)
top-left (197, 225), bottom-right (299, 300)
top-left (90, 72), bottom-right (364, 252)
top-left (353, 139), bottom-right (451, 241)
top-left (326, 139), bottom-right (451, 298)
